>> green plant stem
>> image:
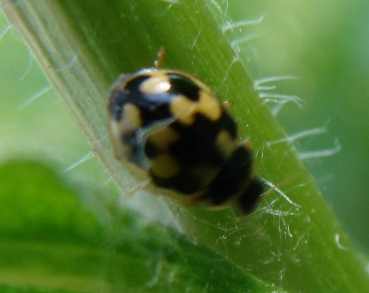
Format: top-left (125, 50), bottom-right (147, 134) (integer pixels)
top-left (2, 0), bottom-right (368, 292)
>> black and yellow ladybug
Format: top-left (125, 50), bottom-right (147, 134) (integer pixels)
top-left (108, 56), bottom-right (264, 215)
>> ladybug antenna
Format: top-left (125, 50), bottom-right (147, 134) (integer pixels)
top-left (154, 47), bottom-right (165, 69)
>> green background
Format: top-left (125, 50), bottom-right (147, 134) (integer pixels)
top-left (1, 0), bottom-right (368, 257)
top-left (0, 1), bottom-right (369, 249)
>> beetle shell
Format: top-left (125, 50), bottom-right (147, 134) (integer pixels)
top-left (108, 68), bottom-right (263, 214)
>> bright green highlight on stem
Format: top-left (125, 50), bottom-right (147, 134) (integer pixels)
top-left (1, 0), bottom-right (369, 292)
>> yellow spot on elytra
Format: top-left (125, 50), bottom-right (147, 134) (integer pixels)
top-left (140, 72), bottom-right (171, 94)
top-left (197, 92), bottom-right (222, 121)
top-left (170, 95), bottom-right (197, 125)
top-left (120, 103), bottom-right (142, 129)
top-left (170, 92), bottom-right (222, 125)
top-left (148, 127), bottom-right (180, 150)
top-left (109, 120), bottom-right (125, 159)
top-left (190, 164), bottom-right (220, 186)
top-left (150, 153), bottom-right (181, 178)
top-left (109, 103), bottom-right (142, 160)
top-left (216, 130), bottom-right (237, 158)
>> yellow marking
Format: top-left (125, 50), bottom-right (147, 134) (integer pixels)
top-left (170, 92), bottom-right (222, 125)
top-left (169, 95), bottom-right (197, 125)
top-left (120, 103), bottom-right (142, 129)
top-left (140, 72), bottom-right (170, 94)
top-left (109, 103), bottom-right (142, 160)
top-left (216, 130), bottom-right (237, 158)
top-left (109, 120), bottom-right (125, 159)
top-left (190, 164), bottom-right (220, 186)
top-left (148, 127), bottom-right (180, 150)
top-left (197, 91), bottom-right (222, 121)
top-left (150, 153), bottom-right (181, 178)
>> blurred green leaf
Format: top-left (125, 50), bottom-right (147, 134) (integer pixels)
top-left (0, 160), bottom-right (286, 293)
top-left (0, 160), bottom-right (100, 241)
top-left (0, 284), bottom-right (81, 293)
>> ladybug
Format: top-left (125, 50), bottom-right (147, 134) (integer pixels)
top-left (108, 51), bottom-right (264, 215)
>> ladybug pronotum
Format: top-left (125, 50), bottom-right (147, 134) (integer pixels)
top-left (108, 66), bottom-right (264, 215)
